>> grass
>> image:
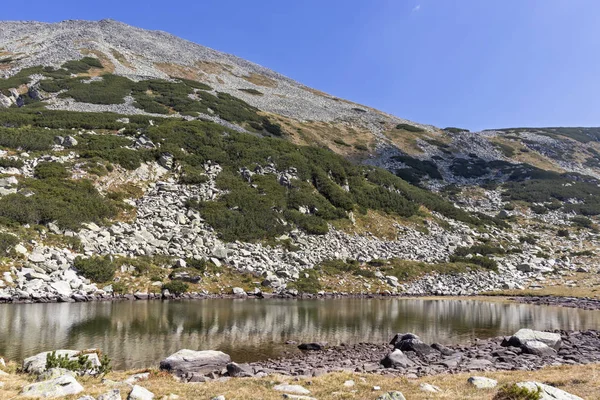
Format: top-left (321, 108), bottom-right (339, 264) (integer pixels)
top-left (0, 364), bottom-right (597, 399)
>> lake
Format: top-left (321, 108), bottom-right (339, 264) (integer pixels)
top-left (1, 298), bottom-right (599, 369)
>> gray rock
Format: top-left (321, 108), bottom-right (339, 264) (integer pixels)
top-left (376, 392), bottom-right (406, 400)
top-left (516, 381), bottom-right (583, 400)
top-left (77, 396), bottom-right (96, 400)
top-left (63, 136), bottom-right (78, 148)
top-left (128, 385), bottom-right (154, 400)
top-left (37, 368), bottom-right (74, 381)
top-left (98, 389), bottom-right (122, 400)
top-left (273, 384), bottom-right (310, 395)
top-left (210, 396), bottom-right (225, 400)
top-left (521, 340), bottom-right (557, 357)
top-left (232, 287), bottom-right (247, 296)
top-left (23, 350), bottom-right (100, 375)
top-left (380, 349), bottom-right (415, 369)
top-left (124, 372), bottom-right (150, 385)
top-left (226, 362), bottom-right (253, 377)
top-left (28, 253), bottom-right (46, 263)
top-left (282, 395), bottom-right (317, 400)
top-left (467, 376), bottom-right (497, 389)
top-left (419, 383), bottom-right (441, 393)
top-left (159, 349), bottom-right (231, 376)
top-left (21, 374), bottom-right (84, 398)
top-left (503, 329), bottom-right (562, 350)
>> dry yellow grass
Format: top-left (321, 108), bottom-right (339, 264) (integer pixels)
top-left (242, 73), bottom-right (278, 88)
top-left (79, 49), bottom-right (115, 75)
top-left (0, 364), bottom-right (598, 399)
top-left (155, 62), bottom-right (207, 82)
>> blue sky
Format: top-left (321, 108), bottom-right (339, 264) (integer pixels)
top-left (3, 0), bottom-right (599, 131)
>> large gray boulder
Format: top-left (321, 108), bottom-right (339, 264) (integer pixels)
top-left (516, 381), bottom-right (583, 400)
top-left (521, 340), bottom-right (557, 357)
top-left (159, 349), bottom-right (231, 376)
top-left (467, 376), bottom-right (497, 389)
top-left (21, 374), bottom-right (84, 398)
top-left (380, 349), bottom-right (415, 369)
top-left (503, 329), bottom-right (562, 350)
top-left (128, 385), bottom-right (154, 400)
top-left (23, 350), bottom-right (100, 375)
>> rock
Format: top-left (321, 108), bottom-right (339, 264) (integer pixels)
top-left (21, 374), bottom-right (84, 398)
top-left (50, 281), bottom-right (73, 297)
top-left (77, 396), bottom-right (96, 400)
top-left (158, 153), bottom-right (174, 170)
top-left (467, 376), bottom-right (497, 389)
top-left (376, 392), bottom-right (407, 400)
top-left (23, 350), bottom-right (100, 375)
top-left (159, 349), bottom-right (231, 376)
top-left (128, 385), bottom-right (155, 400)
top-left (226, 362), bottom-right (253, 377)
top-left (516, 381), bottom-right (583, 400)
top-left (282, 395), bottom-right (317, 400)
top-left (14, 244), bottom-right (28, 255)
top-left (210, 396), bottom-right (225, 400)
top-left (394, 338), bottom-right (436, 357)
top-left (232, 287), bottom-right (247, 296)
top-left (380, 349), bottom-right (415, 369)
top-left (503, 329), bottom-right (562, 350)
top-left (28, 253), bottom-right (46, 263)
top-left (343, 380), bottom-right (355, 387)
top-left (37, 368), bottom-right (74, 381)
top-left (521, 340), bottom-right (557, 357)
top-left (211, 246), bottom-right (229, 260)
top-left (419, 383), bottom-right (441, 393)
top-left (124, 372), bottom-right (150, 385)
top-left (298, 343), bottom-right (326, 351)
top-left (389, 333), bottom-right (420, 346)
top-left (98, 389), bottom-right (122, 400)
top-left (63, 136), bottom-right (78, 148)
top-left (273, 384), bottom-right (310, 395)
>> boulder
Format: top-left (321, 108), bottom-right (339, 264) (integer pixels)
top-left (394, 338), bottom-right (436, 357)
top-left (128, 385), bottom-right (154, 400)
top-left (389, 333), bottom-right (419, 346)
top-left (273, 384), bottom-right (310, 395)
top-left (232, 287), bottom-right (247, 296)
top-left (298, 342), bottom-right (326, 351)
top-left (516, 381), bottom-right (583, 400)
top-left (63, 136), bottom-right (78, 148)
top-left (98, 389), bottom-right (122, 400)
top-left (21, 374), bottom-right (84, 398)
top-left (23, 350), bottom-right (100, 375)
top-left (380, 349), bottom-right (415, 369)
top-left (467, 376), bottom-right (497, 389)
top-left (502, 329), bottom-right (562, 350)
top-left (419, 383), bottom-right (441, 393)
top-left (376, 392), bottom-right (407, 400)
top-left (159, 349), bottom-right (231, 376)
top-left (226, 362), bottom-right (253, 377)
top-left (521, 340), bottom-right (557, 357)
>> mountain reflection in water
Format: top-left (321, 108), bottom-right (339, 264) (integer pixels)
top-left (1, 298), bottom-right (598, 369)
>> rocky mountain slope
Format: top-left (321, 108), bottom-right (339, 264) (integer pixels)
top-left (0, 19), bottom-right (598, 302)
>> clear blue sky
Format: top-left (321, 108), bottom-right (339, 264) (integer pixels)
top-left (3, 0), bottom-right (600, 131)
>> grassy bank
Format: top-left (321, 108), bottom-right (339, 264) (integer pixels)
top-left (0, 363), bottom-right (597, 399)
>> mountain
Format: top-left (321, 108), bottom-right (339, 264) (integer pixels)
top-left (0, 20), bottom-right (598, 301)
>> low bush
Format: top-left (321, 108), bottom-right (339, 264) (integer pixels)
top-left (492, 384), bottom-right (541, 400)
top-left (162, 281), bottom-right (189, 295)
top-left (73, 256), bottom-right (116, 283)
top-left (0, 232), bottom-right (18, 256)
top-left (395, 123), bottom-right (424, 133)
top-left (0, 158), bottom-right (24, 169)
top-left (571, 216), bottom-right (593, 228)
top-left (34, 162), bottom-right (70, 180)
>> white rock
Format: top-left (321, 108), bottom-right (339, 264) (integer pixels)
top-left (21, 374), bottom-right (84, 398)
top-left (467, 376), bottom-right (498, 389)
top-left (419, 383), bottom-right (441, 393)
top-left (98, 389), bottom-right (122, 400)
top-left (516, 381), bottom-right (583, 400)
top-left (273, 384), bottom-right (311, 395)
top-left (128, 385), bottom-right (155, 400)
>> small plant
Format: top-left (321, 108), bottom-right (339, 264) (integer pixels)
top-left (493, 384), bottom-right (542, 400)
top-left (0, 232), bottom-right (19, 256)
top-left (45, 350), bottom-right (111, 376)
top-left (162, 281), bottom-right (189, 295)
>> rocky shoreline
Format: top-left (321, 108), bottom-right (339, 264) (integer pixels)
top-left (511, 295), bottom-right (600, 311)
top-left (166, 329), bottom-right (600, 382)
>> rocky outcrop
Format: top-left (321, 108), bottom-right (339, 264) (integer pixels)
top-left (516, 381), bottom-right (583, 400)
top-left (21, 374), bottom-right (84, 398)
top-left (159, 349), bottom-right (231, 378)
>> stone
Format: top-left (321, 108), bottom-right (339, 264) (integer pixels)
top-left (394, 338), bottom-right (436, 357)
top-left (232, 287), bottom-right (247, 296)
top-left (63, 136), bottom-right (78, 148)
top-left (124, 372), bottom-right (150, 385)
top-left (210, 397), bottom-right (225, 400)
top-left (516, 381), bottom-right (583, 400)
top-left (77, 397), bottom-right (96, 400)
top-left (273, 384), bottom-right (310, 395)
top-left (298, 343), bottom-right (326, 351)
top-left (28, 253), bottom-right (46, 263)
top-left (467, 376), bottom-right (497, 389)
top-left (159, 349), bottom-right (231, 376)
top-left (419, 383), bottom-right (441, 393)
top-left (389, 333), bottom-right (420, 346)
top-left (380, 349), bottom-right (415, 369)
top-left (14, 244), bottom-right (28, 255)
top-left (376, 391), bottom-right (407, 400)
top-left (98, 389), bottom-right (122, 400)
top-left (23, 350), bottom-right (100, 375)
top-left (226, 362), bottom-right (253, 377)
top-left (21, 374), bottom-right (84, 398)
top-left (503, 329), bottom-right (562, 350)
top-left (282, 396), bottom-right (317, 400)
top-left (50, 281), bottom-right (73, 297)
top-left (521, 340), bottom-right (557, 357)
top-left (37, 368), bottom-right (74, 381)
top-left (343, 380), bottom-right (355, 387)
top-left (128, 385), bottom-right (155, 400)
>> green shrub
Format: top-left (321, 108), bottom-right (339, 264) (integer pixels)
top-left (354, 143), bottom-right (368, 151)
top-left (0, 127), bottom-right (55, 151)
top-left (34, 162), bottom-right (70, 180)
top-left (0, 232), bottom-right (18, 256)
top-left (0, 158), bottom-right (24, 169)
top-left (162, 281), bottom-right (189, 295)
top-left (530, 205), bottom-right (548, 215)
top-left (492, 384), bottom-right (541, 400)
top-left (395, 123), bottom-right (424, 133)
top-left (571, 216), bottom-right (593, 228)
top-left (443, 127), bottom-right (470, 133)
top-left (449, 255), bottom-right (498, 271)
top-left (557, 229), bottom-right (569, 237)
top-left (73, 256), bottom-right (116, 283)
top-left (46, 350), bottom-right (111, 376)
top-left (454, 244), bottom-right (505, 257)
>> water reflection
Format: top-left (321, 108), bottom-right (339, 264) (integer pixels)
top-left (0, 298), bottom-right (598, 369)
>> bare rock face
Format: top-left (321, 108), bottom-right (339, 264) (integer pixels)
top-left (159, 349), bottom-right (231, 376)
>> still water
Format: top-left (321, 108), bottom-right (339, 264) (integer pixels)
top-left (1, 298), bottom-right (599, 369)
